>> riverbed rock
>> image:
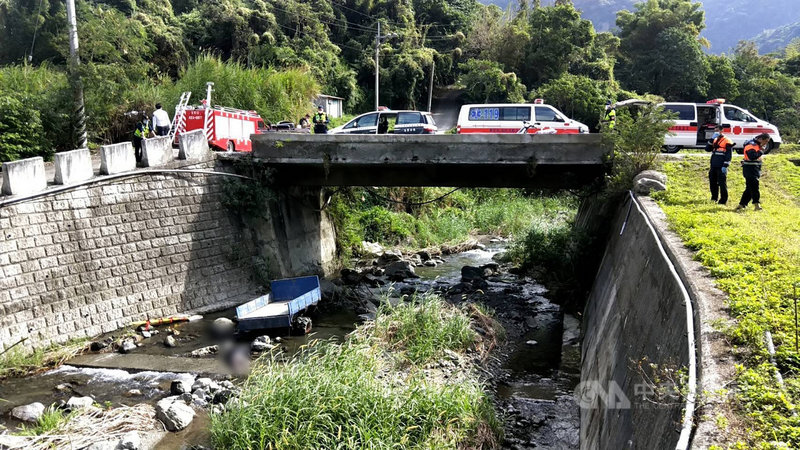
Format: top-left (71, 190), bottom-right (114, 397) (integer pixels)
top-left (377, 250), bottom-right (402, 266)
top-left (170, 379), bottom-right (193, 395)
top-left (408, 253), bottom-right (423, 266)
top-left (66, 396), bottom-right (95, 410)
top-left (385, 261), bottom-right (419, 281)
top-left (11, 402), bottom-right (45, 422)
top-left (340, 268), bottom-right (362, 285)
top-left (212, 389), bottom-right (235, 405)
top-left (562, 314), bottom-right (581, 345)
top-left (117, 431), bottom-right (142, 450)
top-left (361, 241), bottom-right (384, 258)
top-left (423, 260), bottom-right (437, 267)
top-left (124, 389), bottom-right (143, 397)
top-left (417, 250), bottom-right (432, 261)
top-left (211, 318), bottom-right (235, 336)
top-left (90, 339), bottom-right (111, 351)
top-left (362, 273), bottom-right (385, 287)
top-left (156, 396), bottom-right (195, 431)
top-left (119, 338), bottom-right (137, 354)
top-left (189, 345), bottom-right (218, 357)
top-left (164, 335), bottom-right (177, 348)
top-left (526, 340), bottom-right (539, 346)
top-left (251, 335), bottom-right (276, 352)
top-left (461, 265), bottom-right (486, 282)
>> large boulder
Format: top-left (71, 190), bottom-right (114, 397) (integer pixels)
top-left (461, 265), bottom-right (486, 282)
top-left (633, 170), bottom-right (668, 195)
top-left (340, 268), bottom-right (362, 285)
top-left (377, 250), bottom-right (403, 266)
top-left (66, 396), bottom-right (95, 410)
top-left (117, 431), bottom-right (142, 450)
top-left (385, 261), bottom-right (419, 281)
top-left (156, 396), bottom-right (195, 431)
top-left (11, 402), bottom-right (45, 422)
top-left (361, 241), bottom-right (384, 258)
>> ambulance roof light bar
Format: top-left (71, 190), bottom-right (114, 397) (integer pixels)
top-left (706, 98), bottom-right (726, 104)
top-left (533, 99), bottom-right (544, 104)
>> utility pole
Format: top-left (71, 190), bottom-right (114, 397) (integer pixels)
top-left (374, 23), bottom-right (397, 111)
top-left (427, 61), bottom-right (435, 112)
top-left (65, 0), bottom-right (88, 149)
top-left (375, 22), bottom-right (380, 111)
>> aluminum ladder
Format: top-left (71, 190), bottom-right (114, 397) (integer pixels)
top-left (168, 91), bottom-right (192, 139)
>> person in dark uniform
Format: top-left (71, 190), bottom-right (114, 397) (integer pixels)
top-left (705, 125), bottom-right (733, 204)
top-left (133, 115), bottom-right (150, 162)
top-left (735, 133), bottom-right (770, 211)
top-left (313, 106), bottom-right (328, 134)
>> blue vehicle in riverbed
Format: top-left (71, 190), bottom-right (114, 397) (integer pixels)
top-left (235, 276), bottom-right (321, 335)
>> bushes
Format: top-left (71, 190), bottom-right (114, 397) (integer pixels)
top-left (0, 95), bottom-right (47, 162)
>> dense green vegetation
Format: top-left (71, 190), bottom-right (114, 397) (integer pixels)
top-left (4, 0), bottom-right (800, 160)
top-left (653, 152), bottom-right (800, 446)
top-left (0, 338), bottom-right (88, 379)
top-left (210, 292), bottom-right (501, 449)
top-left (327, 187), bottom-right (577, 258)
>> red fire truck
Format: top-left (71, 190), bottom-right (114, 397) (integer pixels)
top-left (173, 82), bottom-right (268, 152)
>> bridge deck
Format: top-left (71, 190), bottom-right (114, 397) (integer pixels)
top-left (252, 134), bottom-right (609, 188)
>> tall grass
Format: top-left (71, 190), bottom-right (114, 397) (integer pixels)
top-left (0, 338), bottom-right (88, 380)
top-left (210, 292), bottom-right (502, 449)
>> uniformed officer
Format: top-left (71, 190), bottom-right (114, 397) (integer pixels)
top-left (706, 125), bottom-right (733, 205)
top-left (735, 133), bottom-right (770, 211)
top-left (602, 100), bottom-right (616, 130)
top-left (133, 115), bottom-right (150, 162)
top-left (313, 106), bottom-right (328, 134)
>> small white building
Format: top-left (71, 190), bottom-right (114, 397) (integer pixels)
top-left (313, 95), bottom-right (344, 118)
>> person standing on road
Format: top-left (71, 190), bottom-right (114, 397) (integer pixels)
top-left (706, 125), bottom-right (733, 205)
top-left (735, 133), bottom-right (770, 211)
top-left (601, 100), bottom-right (616, 130)
top-left (152, 103), bottom-right (171, 136)
top-left (133, 114), bottom-right (150, 162)
top-left (313, 106), bottom-right (328, 134)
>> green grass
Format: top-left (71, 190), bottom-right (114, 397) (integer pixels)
top-left (16, 407), bottom-right (75, 436)
top-left (210, 292), bottom-right (502, 450)
top-left (0, 338), bottom-right (88, 380)
top-left (652, 152), bottom-right (800, 447)
top-left (328, 188), bottom-right (579, 258)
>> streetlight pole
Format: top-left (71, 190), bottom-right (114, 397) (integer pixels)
top-left (65, 0), bottom-right (87, 149)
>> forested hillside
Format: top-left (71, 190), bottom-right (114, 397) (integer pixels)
top-left (1, 0), bottom-right (800, 162)
top-left (485, 0), bottom-right (800, 54)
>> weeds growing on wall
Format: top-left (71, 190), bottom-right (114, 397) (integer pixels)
top-left (210, 292), bottom-right (502, 449)
top-left (653, 152), bottom-right (800, 446)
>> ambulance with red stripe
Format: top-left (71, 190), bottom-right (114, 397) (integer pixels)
top-left (659, 99), bottom-right (781, 153)
top-left (456, 100), bottom-right (590, 135)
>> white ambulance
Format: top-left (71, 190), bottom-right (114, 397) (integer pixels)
top-left (658, 99), bottom-right (782, 153)
top-left (456, 100), bottom-right (590, 135)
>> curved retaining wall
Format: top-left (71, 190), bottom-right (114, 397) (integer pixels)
top-left (581, 193), bottom-right (695, 449)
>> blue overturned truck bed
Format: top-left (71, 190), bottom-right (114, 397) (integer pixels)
top-left (235, 276), bottom-right (321, 333)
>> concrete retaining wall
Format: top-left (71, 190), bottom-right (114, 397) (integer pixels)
top-left (178, 130), bottom-right (210, 161)
top-left (141, 136), bottom-right (173, 167)
top-left (54, 149), bottom-right (93, 185)
top-left (100, 142), bottom-right (136, 175)
top-left (1, 157), bottom-right (47, 196)
top-left (580, 194), bottom-right (691, 450)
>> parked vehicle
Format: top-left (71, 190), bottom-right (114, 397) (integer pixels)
top-left (657, 99), bottom-right (782, 153)
top-left (328, 110), bottom-right (438, 134)
top-left (235, 276), bottom-right (321, 335)
top-left (456, 100), bottom-right (589, 134)
top-left (174, 82), bottom-right (267, 152)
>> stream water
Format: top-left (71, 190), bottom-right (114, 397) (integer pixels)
top-left (0, 244), bottom-right (580, 449)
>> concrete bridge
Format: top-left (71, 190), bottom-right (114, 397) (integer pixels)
top-left (252, 134), bottom-right (609, 188)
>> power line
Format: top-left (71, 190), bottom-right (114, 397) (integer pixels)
top-left (266, 1), bottom-right (378, 33)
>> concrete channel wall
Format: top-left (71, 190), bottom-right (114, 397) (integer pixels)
top-left (580, 193), bottom-right (694, 450)
top-left (0, 158), bottom-right (337, 353)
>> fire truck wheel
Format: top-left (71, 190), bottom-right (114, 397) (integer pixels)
top-left (661, 145), bottom-right (680, 154)
top-left (227, 141), bottom-right (235, 152)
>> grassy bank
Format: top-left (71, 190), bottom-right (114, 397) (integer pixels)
top-left (209, 293), bottom-right (502, 449)
top-left (653, 152), bottom-right (800, 446)
top-left (0, 339), bottom-right (88, 380)
top-left (328, 187), bottom-right (578, 259)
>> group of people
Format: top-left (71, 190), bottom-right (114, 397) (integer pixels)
top-left (133, 103), bottom-right (172, 161)
top-left (298, 105), bottom-right (330, 134)
top-left (706, 126), bottom-right (768, 211)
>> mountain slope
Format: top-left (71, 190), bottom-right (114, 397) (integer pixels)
top-left (480, 0), bottom-right (800, 54)
top-left (754, 22), bottom-right (800, 54)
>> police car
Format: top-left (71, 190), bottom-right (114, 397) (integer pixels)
top-left (456, 100), bottom-right (590, 134)
top-left (328, 110), bottom-right (438, 135)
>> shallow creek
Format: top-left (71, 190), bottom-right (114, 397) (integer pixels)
top-left (0, 244), bottom-right (580, 449)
